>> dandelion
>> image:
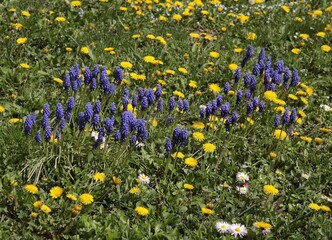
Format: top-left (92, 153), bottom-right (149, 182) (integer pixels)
top-left (273, 129), bottom-right (287, 141)
top-left (269, 152), bottom-right (277, 158)
top-left (50, 186), bottom-right (64, 199)
top-left (138, 174), bottom-right (150, 184)
top-left (215, 222), bottom-right (230, 233)
top-left (185, 157), bottom-right (198, 167)
top-left (229, 63), bottom-right (238, 71)
top-left (120, 61), bottom-right (133, 69)
top-left (229, 224), bottom-right (248, 238)
top-left (321, 45), bottom-right (331, 52)
top-left (93, 172), bottom-right (105, 182)
top-left (20, 63), bottom-right (30, 69)
top-left (209, 51), bottom-right (219, 58)
top-left (263, 185), bottom-right (279, 195)
top-left (264, 91), bottom-right (277, 101)
top-left (184, 183), bottom-right (194, 190)
top-left (41, 205), bottom-right (51, 213)
top-left (24, 184), bottom-right (38, 194)
top-left (247, 32), bottom-right (257, 40)
top-left (203, 143), bottom-right (216, 153)
top-left (171, 152), bottom-right (185, 159)
top-left (291, 48), bottom-right (301, 54)
top-left (80, 47), bottom-right (89, 54)
top-left (71, 1), bottom-right (82, 7)
top-left (135, 206), bottom-right (149, 216)
top-left (321, 205), bottom-right (331, 212)
top-left (209, 83), bottom-right (220, 94)
top-left (112, 176), bottom-right (122, 184)
top-left (55, 17), bottom-right (66, 22)
top-left (66, 194), bottom-right (77, 201)
top-left (31, 212), bottom-right (38, 218)
top-left (129, 187), bottom-right (140, 194)
top-left (178, 67), bottom-right (188, 74)
top-left (253, 221), bottom-right (272, 230)
top-left (193, 132), bottom-right (205, 141)
top-left (201, 207), bottom-right (214, 215)
top-left (173, 14), bottom-right (182, 22)
top-left (33, 200), bottom-right (43, 208)
top-left (21, 11), bottom-right (31, 17)
top-left (79, 193), bottom-right (94, 205)
top-left (309, 203), bottom-right (321, 211)
top-left (17, 37), bottom-right (27, 44)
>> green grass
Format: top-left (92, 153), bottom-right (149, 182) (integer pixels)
top-left (0, 0), bottom-right (332, 239)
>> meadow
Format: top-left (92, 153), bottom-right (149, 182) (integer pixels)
top-left (0, 0), bottom-right (332, 239)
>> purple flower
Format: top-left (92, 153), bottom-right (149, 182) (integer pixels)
top-left (224, 82), bottom-right (230, 95)
top-left (234, 67), bottom-right (241, 84)
top-left (172, 127), bottom-right (181, 145)
top-left (84, 102), bottom-right (93, 122)
top-left (225, 117), bottom-right (231, 131)
top-left (259, 101), bottom-right (265, 114)
top-left (66, 97), bottom-right (75, 111)
top-left (41, 115), bottom-right (49, 130)
top-left (253, 97), bottom-right (259, 110)
top-left (24, 114), bottom-right (34, 135)
top-left (55, 130), bottom-right (61, 140)
top-left (183, 99), bottom-right (189, 112)
top-left (245, 90), bottom-right (251, 99)
top-left (252, 63), bottom-right (260, 76)
top-left (92, 64), bottom-right (99, 79)
top-left (69, 63), bottom-right (80, 81)
top-left (90, 77), bottom-right (97, 90)
top-left (109, 102), bottom-right (116, 117)
top-left (180, 128), bottom-right (188, 146)
top-left (83, 67), bottom-right (91, 85)
top-left (45, 126), bottom-right (52, 143)
top-left (105, 117), bottom-right (114, 135)
top-left (169, 97), bottom-right (176, 111)
top-left (94, 100), bottom-right (101, 114)
top-left (236, 90), bottom-right (242, 107)
top-left (141, 96), bottom-right (149, 111)
top-left (200, 107), bottom-right (205, 119)
top-left (246, 101), bottom-right (254, 115)
top-left (157, 99), bottom-right (163, 112)
top-left (71, 79), bottom-right (78, 92)
top-left (231, 111), bottom-right (239, 124)
top-left (258, 48), bottom-right (265, 62)
top-left (114, 66), bottom-right (124, 84)
top-left (132, 94), bottom-right (138, 108)
top-left (56, 103), bottom-right (64, 121)
top-left (35, 130), bottom-right (42, 143)
top-left (205, 103), bottom-right (212, 118)
top-left (138, 87), bottom-right (144, 100)
top-left (114, 130), bottom-right (121, 141)
top-left (290, 108), bottom-right (297, 124)
top-left (282, 107), bottom-right (290, 125)
top-left (122, 96), bottom-right (129, 111)
top-left (78, 112), bottom-right (86, 131)
top-left (165, 138), bottom-right (172, 152)
top-left (244, 73), bottom-right (251, 88)
top-left (216, 94), bottom-right (223, 107)
top-left (59, 118), bottom-right (66, 131)
top-left (145, 89), bottom-right (155, 105)
top-left (131, 135), bottom-right (137, 146)
top-left (64, 74), bottom-right (71, 91)
top-left (290, 70), bottom-right (300, 87)
top-left (275, 60), bottom-right (284, 74)
top-left (166, 116), bottom-right (174, 123)
top-left (43, 104), bottom-right (51, 118)
top-left (92, 113), bottom-right (100, 128)
top-left (250, 76), bottom-right (256, 93)
top-left (274, 114), bottom-right (280, 128)
top-left (135, 119), bottom-right (148, 141)
top-left (221, 102), bottom-right (230, 117)
top-left (178, 99), bottom-right (184, 111)
top-left (155, 84), bottom-right (162, 99)
top-left (265, 56), bottom-right (272, 70)
top-left (264, 69), bottom-right (271, 85)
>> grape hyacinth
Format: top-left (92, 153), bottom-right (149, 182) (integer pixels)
top-left (56, 103), bottom-right (64, 121)
top-left (114, 66), bottom-right (124, 84)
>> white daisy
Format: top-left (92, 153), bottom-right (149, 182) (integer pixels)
top-left (229, 223), bottom-right (248, 238)
top-left (215, 221), bottom-right (230, 233)
top-left (237, 186), bottom-right (249, 194)
top-left (236, 172), bottom-right (249, 182)
top-left (138, 174), bottom-right (150, 184)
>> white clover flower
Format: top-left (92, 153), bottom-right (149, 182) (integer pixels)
top-left (138, 174), bottom-right (150, 184)
top-left (236, 172), bottom-right (249, 182)
top-left (229, 223), bottom-right (248, 238)
top-left (320, 104), bottom-right (331, 111)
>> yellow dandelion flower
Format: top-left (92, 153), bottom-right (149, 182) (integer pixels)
top-left (71, 1), bottom-right (82, 7)
top-left (120, 61), bottom-right (132, 69)
top-left (50, 186), bottom-right (64, 199)
top-left (201, 207), bottom-right (214, 215)
top-left (309, 203), bottom-right (320, 211)
top-left (190, 33), bottom-right (200, 38)
top-left (193, 132), bottom-right (205, 141)
top-left (129, 187), bottom-right (140, 194)
top-left (253, 221), bottom-right (272, 230)
top-left (189, 80), bottom-right (197, 88)
top-left (66, 47), bottom-right (73, 52)
top-left (79, 193), bottom-right (94, 205)
top-left (203, 143), bottom-right (216, 153)
top-left (93, 172), bottom-right (105, 182)
top-left (55, 17), bottom-right (66, 22)
top-left (80, 47), bottom-right (89, 54)
top-left (321, 205), bottom-right (331, 212)
top-left (31, 212), bottom-right (38, 218)
top-left (264, 91), bottom-right (277, 101)
top-left (247, 32), bottom-right (257, 40)
top-left (20, 63), bottom-right (30, 69)
top-left (66, 194), bottom-right (77, 201)
top-left (184, 183), bottom-right (194, 190)
top-left (273, 129), bottom-right (287, 141)
top-left (24, 184), bottom-right (38, 194)
top-left (185, 157), bottom-right (198, 167)
top-left (263, 185), bottom-right (279, 195)
top-left (316, 32), bottom-right (326, 38)
top-left (288, 94), bottom-right (298, 100)
top-left (281, 5), bottom-right (290, 13)
top-left (228, 63), bottom-right (238, 71)
top-left (273, 98), bottom-right (286, 106)
top-left (321, 45), bottom-right (331, 52)
top-left (11, 23), bottom-right (23, 30)
top-left (41, 204), bottom-right (51, 213)
top-left (269, 152), bottom-right (277, 159)
top-left (306, 87), bottom-right (313, 96)
top-left (33, 200), bottom-right (43, 208)
top-left (178, 67), bottom-right (188, 74)
top-left (209, 51), bottom-right (219, 58)
top-left (173, 14), bottom-right (182, 22)
top-left (319, 128), bottom-right (331, 133)
top-left (21, 11), bottom-right (31, 17)
top-left (171, 152), bottom-right (185, 159)
top-left (112, 176), bottom-right (122, 184)
top-left (234, 47), bottom-right (243, 53)
top-left (300, 136), bottom-right (312, 143)
top-left (291, 48), bottom-right (301, 54)
top-left (173, 90), bottom-right (185, 98)
top-left (314, 137), bottom-right (323, 144)
top-left (17, 37), bottom-right (27, 45)
top-left (135, 206), bottom-right (149, 216)
top-left (192, 121), bottom-right (205, 129)
top-left (209, 83), bottom-right (220, 94)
